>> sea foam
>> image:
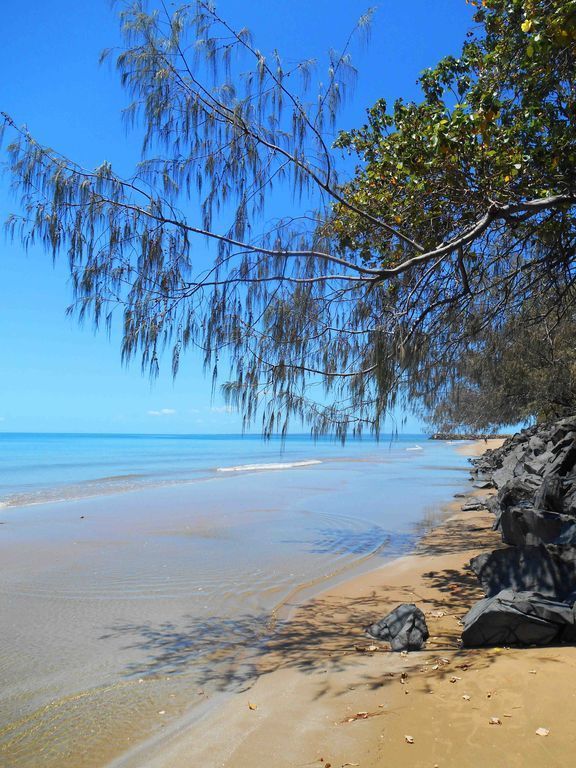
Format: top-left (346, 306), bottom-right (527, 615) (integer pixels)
top-left (216, 459), bottom-right (322, 472)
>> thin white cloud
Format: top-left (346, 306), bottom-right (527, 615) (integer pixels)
top-left (147, 408), bottom-right (177, 417)
top-left (210, 405), bottom-right (233, 414)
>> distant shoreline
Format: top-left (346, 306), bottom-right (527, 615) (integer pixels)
top-left (429, 431), bottom-right (513, 441)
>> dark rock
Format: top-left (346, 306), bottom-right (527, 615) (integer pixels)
top-left (557, 417), bottom-right (576, 431)
top-left (461, 589), bottom-right (576, 647)
top-left (497, 477), bottom-right (537, 510)
top-left (465, 416), bottom-right (576, 641)
top-left (470, 544), bottom-right (576, 601)
top-left (498, 506), bottom-right (575, 547)
top-left (550, 431), bottom-right (576, 456)
top-left (528, 436), bottom-right (547, 455)
top-left (544, 439), bottom-right (576, 478)
top-left (473, 481), bottom-right (494, 490)
top-left (470, 420), bottom-right (576, 489)
top-left (522, 452), bottom-right (555, 476)
top-left (461, 501), bottom-right (486, 512)
top-left (492, 466), bottom-right (515, 489)
top-left (556, 523), bottom-right (576, 546)
top-left (366, 603), bottom-right (429, 651)
top-left (562, 486), bottom-right (576, 515)
top-left (561, 477), bottom-right (576, 514)
top-left (534, 475), bottom-right (564, 513)
top-left (545, 543), bottom-right (576, 577)
top-left (492, 445), bottom-right (535, 487)
top-left (485, 495), bottom-right (501, 516)
top-left (563, 589), bottom-right (576, 606)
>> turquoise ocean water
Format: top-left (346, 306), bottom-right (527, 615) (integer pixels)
top-left (0, 431), bottom-right (464, 510)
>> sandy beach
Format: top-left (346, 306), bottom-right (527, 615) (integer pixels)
top-left (128, 439), bottom-right (576, 768)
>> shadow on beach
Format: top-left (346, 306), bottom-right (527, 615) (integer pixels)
top-left (100, 512), bottom-right (503, 697)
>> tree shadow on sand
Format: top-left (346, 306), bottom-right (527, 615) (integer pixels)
top-left (101, 590), bottom-right (406, 693)
top-left (99, 505), bottom-right (513, 698)
top-left (100, 557), bottom-right (501, 697)
top-left (416, 511), bottom-right (502, 556)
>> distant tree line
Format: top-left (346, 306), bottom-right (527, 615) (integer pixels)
top-left (420, 291), bottom-right (576, 433)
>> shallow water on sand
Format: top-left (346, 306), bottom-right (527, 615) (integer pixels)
top-left (0, 434), bottom-right (470, 766)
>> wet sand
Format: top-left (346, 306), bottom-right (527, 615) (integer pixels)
top-left (135, 439), bottom-right (576, 768)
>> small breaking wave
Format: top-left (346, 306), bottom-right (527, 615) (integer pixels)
top-left (216, 459), bottom-right (322, 473)
top-left (0, 473), bottom-right (182, 510)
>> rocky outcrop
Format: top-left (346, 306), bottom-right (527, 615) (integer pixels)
top-left (461, 590), bottom-right (576, 647)
top-left (497, 506), bottom-right (575, 547)
top-left (470, 544), bottom-right (576, 600)
top-left (429, 432), bottom-right (508, 441)
top-left (473, 418), bottom-right (576, 492)
top-left (461, 416), bottom-right (576, 647)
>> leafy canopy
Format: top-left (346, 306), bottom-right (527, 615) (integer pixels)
top-left (334, 0), bottom-right (576, 261)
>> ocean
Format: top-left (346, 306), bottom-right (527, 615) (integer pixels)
top-left (0, 432), bottom-right (471, 767)
top-left (1, 432), bottom-right (459, 509)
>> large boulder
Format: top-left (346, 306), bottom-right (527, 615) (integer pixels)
top-left (485, 495), bottom-right (501, 516)
top-left (464, 417), bottom-right (576, 649)
top-left (556, 523), bottom-right (576, 546)
top-left (522, 451), bottom-right (555, 476)
top-left (491, 444), bottom-right (528, 488)
top-left (561, 476), bottom-right (576, 514)
top-left (534, 474), bottom-right (564, 513)
top-left (492, 464), bottom-right (516, 489)
top-left (470, 544), bottom-right (576, 601)
top-left (543, 435), bottom-right (576, 478)
top-left (549, 423), bottom-right (574, 445)
top-left (470, 420), bottom-right (576, 492)
top-left (497, 477), bottom-right (538, 510)
top-left (461, 589), bottom-right (576, 647)
top-left (528, 435), bottom-right (547, 455)
top-left (366, 603), bottom-right (429, 651)
top-left (498, 506), bottom-right (574, 547)
top-left (550, 431), bottom-right (576, 456)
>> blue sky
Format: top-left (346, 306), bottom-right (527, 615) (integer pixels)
top-left (0, 1), bottom-right (475, 434)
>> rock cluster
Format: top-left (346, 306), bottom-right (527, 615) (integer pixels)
top-left (462, 416), bottom-right (576, 646)
top-left (429, 432), bottom-right (507, 441)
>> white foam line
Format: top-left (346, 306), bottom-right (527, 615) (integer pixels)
top-left (216, 460), bottom-right (322, 473)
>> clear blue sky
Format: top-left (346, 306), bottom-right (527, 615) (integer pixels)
top-left (0, 1), bottom-right (475, 434)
